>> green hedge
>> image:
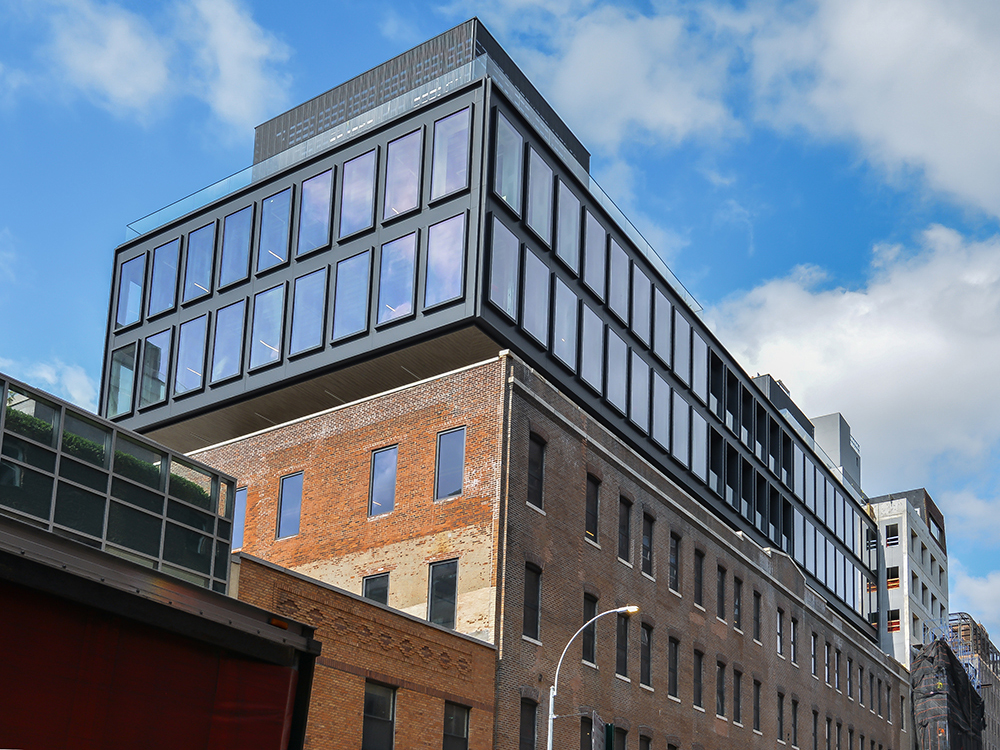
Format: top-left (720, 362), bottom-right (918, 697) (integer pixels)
top-left (5, 407), bottom-right (54, 446)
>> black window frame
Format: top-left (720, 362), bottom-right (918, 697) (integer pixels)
top-left (668, 637), bottom-right (679, 698)
top-left (362, 680), bottom-right (396, 750)
top-left (443, 701), bottom-right (470, 750)
top-left (523, 562), bottom-right (542, 640)
top-left (669, 532), bottom-right (681, 592)
top-left (693, 649), bottom-right (704, 708)
top-left (717, 565), bottom-right (727, 620)
top-left (363, 572), bottom-right (389, 605)
top-left (618, 496), bottom-right (632, 562)
top-left (693, 549), bottom-right (705, 606)
top-left (616, 612), bottom-right (629, 677)
top-left (641, 513), bottom-right (654, 576)
top-left (428, 558), bottom-right (458, 629)
top-left (640, 623), bottom-right (652, 687)
top-left (527, 433), bottom-right (545, 509)
top-left (583, 593), bottom-right (598, 664)
top-left (435, 426), bottom-right (466, 500)
top-left (585, 474), bottom-right (600, 543)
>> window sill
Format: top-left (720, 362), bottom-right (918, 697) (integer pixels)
top-left (753, 729), bottom-right (763, 737)
top-left (777, 653), bottom-right (786, 660)
top-left (778, 740), bottom-right (787, 746)
top-left (670, 588), bottom-right (682, 599)
top-left (615, 673), bottom-right (631, 684)
top-left (733, 722), bottom-right (743, 728)
top-left (717, 617), bottom-right (727, 625)
top-left (618, 557), bottom-right (633, 568)
top-left (641, 571), bottom-right (655, 582)
top-left (640, 683), bottom-right (654, 693)
top-left (693, 705), bottom-right (706, 713)
top-left (585, 537), bottom-right (601, 550)
top-left (668, 694), bottom-right (681, 704)
top-left (716, 715), bottom-right (727, 722)
top-left (734, 627), bottom-right (743, 635)
top-left (522, 635), bottom-right (542, 646)
top-left (527, 502), bottom-right (546, 516)
top-left (582, 660), bottom-right (598, 670)
top-left (694, 603), bottom-right (706, 613)
top-left (753, 639), bottom-right (762, 646)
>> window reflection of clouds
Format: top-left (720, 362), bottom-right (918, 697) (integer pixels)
top-left (425, 214), bottom-right (465, 308)
top-left (219, 206), bottom-right (252, 288)
top-left (175, 316), bottom-right (207, 394)
top-left (369, 446), bottom-right (398, 516)
top-left (377, 234), bottom-right (415, 325)
top-left (606, 330), bottom-right (627, 414)
top-left (140, 328), bottom-right (172, 408)
top-left (555, 181), bottom-right (580, 274)
top-left (290, 268), bottom-right (326, 354)
top-left (431, 108), bottom-right (470, 200)
top-left (258, 188), bottom-right (291, 272)
top-left (183, 223), bottom-right (215, 302)
top-left (340, 150), bottom-right (376, 238)
top-left (493, 111), bottom-right (522, 212)
top-left (522, 249), bottom-right (549, 346)
top-left (108, 343), bottom-right (137, 417)
top-left (297, 170), bottom-right (332, 256)
top-left (581, 304), bottom-right (603, 393)
top-left (488, 216), bottom-right (519, 321)
top-left (553, 278), bottom-right (577, 371)
top-left (630, 351), bottom-right (649, 433)
top-left (632, 267), bottom-right (651, 346)
top-left (148, 239), bottom-right (179, 317)
top-left (385, 130), bottom-right (422, 220)
top-left (526, 148), bottom-right (553, 245)
top-left (116, 255), bottom-right (145, 328)
top-left (211, 300), bottom-right (245, 382)
top-left (333, 251), bottom-right (370, 340)
top-left (584, 211), bottom-right (605, 301)
top-left (609, 239), bottom-right (629, 324)
top-left (250, 285), bottom-right (284, 369)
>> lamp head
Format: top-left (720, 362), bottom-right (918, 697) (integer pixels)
top-left (623, 605), bottom-right (640, 614)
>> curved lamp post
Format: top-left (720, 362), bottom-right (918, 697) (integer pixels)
top-left (547, 604), bottom-right (639, 750)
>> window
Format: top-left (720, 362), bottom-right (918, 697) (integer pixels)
top-left (277, 472), bottom-right (302, 538)
top-left (847, 658), bottom-right (853, 697)
top-left (369, 446), bottom-right (398, 516)
top-left (431, 108), bottom-right (470, 200)
top-left (616, 613), bottom-right (629, 677)
top-left (519, 698), bottom-right (537, 750)
top-left (886, 566), bottom-right (900, 589)
top-left (632, 267), bottom-right (651, 345)
top-left (777, 608), bottom-right (785, 655)
top-left (886, 684), bottom-right (891, 722)
top-left (116, 254), bottom-right (145, 328)
top-left (555, 180), bottom-right (580, 273)
top-left (443, 702), bottom-right (470, 750)
top-left (835, 650), bottom-right (842, 689)
top-left (877, 677), bottom-right (882, 716)
top-left (297, 169), bottom-right (333, 255)
top-left (435, 427), bottom-right (465, 499)
top-left (836, 724), bottom-right (841, 750)
top-left (811, 633), bottom-right (818, 676)
top-left (734, 577), bottom-right (743, 629)
top-left (640, 624), bottom-right (652, 687)
top-left (362, 681), bottom-right (395, 750)
top-left (606, 331), bottom-right (627, 414)
top-left (813, 712), bottom-right (819, 750)
top-left (778, 693), bottom-right (785, 740)
top-left (553, 278), bottom-right (578, 371)
top-left (527, 434), bottom-right (545, 509)
top-left (887, 609), bottom-right (901, 632)
top-left (384, 131), bottom-right (421, 220)
top-left (332, 250), bottom-right (370, 340)
top-left (526, 147), bottom-right (553, 244)
top-left (429, 559), bottom-right (458, 629)
top-left (717, 566), bottom-right (727, 619)
top-left (630, 352), bottom-right (650, 433)
top-left (669, 533), bottom-right (681, 592)
top-left (377, 233), bottom-right (416, 324)
top-left (608, 239), bottom-right (629, 323)
top-left (791, 618), bottom-right (799, 663)
top-left (183, 223), bottom-right (214, 302)
top-left (668, 637), bottom-right (679, 697)
top-left (580, 304), bottom-right (604, 391)
top-left (583, 594), bottom-right (598, 663)
top-left (693, 650), bottom-right (704, 707)
top-left (672, 390), bottom-right (690, 467)
top-left (826, 719), bottom-right (831, 750)
top-left (639, 738), bottom-right (650, 750)
top-left (825, 642), bottom-right (830, 684)
top-left (618, 497), bottom-right (632, 561)
top-left (614, 728), bottom-right (627, 750)
top-left (585, 475), bottom-right (600, 542)
top-left (139, 328), bottom-right (172, 407)
top-left (231, 487), bottom-right (247, 549)
top-left (290, 267), bottom-right (327, 355)
top-left (792, 700), bottom-right (799, 746)
top-left (340, 149), bottom-right (376, 237)
top-left (693, 550), bottom-right (705, 606)
top-left (859, 666), bottom-right (865, 705)
top-left (884, 523), bottom-right (899, 546)
top-left (219, 205), bottom-right (252, 287)
top-left (752, 679), bottom-right (761, 731)
top-left (148, 238), bottom-right (179, 317)
top-left (257, 187), bottom-right (291, 272)
top-left (494, 112), bottom-right (523, 212)
top-left (489, 216), bottom-right (520, 320)
top-left (733, 670), bottom-right (742, 724)
top-left (425, 213), bottom-right (466, 308)
top-left (174, 315), bottom-right (207, 395)
top-left (673, 311), bottom-right (691, 386)
top-left (522, 249), bottom-right (550, 345)
top-left (363, 573), bottom-right (389, 605)
top-left (641, 514), bottom-right (654, 575)
top-left (523, 563), bottom-right (541, 640)
top-left (753, 590), bottom-right (761, 640)
top-left (717, 662), bottom-right (726, 716)
top-left (249, 284), bottom-right (285, 369)
top-left (211, 299), bottom-right (245, 382)
top-left (583, 210), bottom-right (606, 300)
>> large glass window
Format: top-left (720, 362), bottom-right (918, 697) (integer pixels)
top-left (652, 372), bottom-right (669, 449)
top-left (489, 216), bottom-right (520, 321)
top-left (523, 563), bottom-right (541, 639)
top-left (435, 427), bottom-right (465, 499)
top-left (174, 316), bottom-right (207, 395)
top-left (289, 268), bottom-right (327, 355)
top-left (297, 169), bottom-right (333, 256)
top-left (369, 446), bottom-right (398, 516)
top-left (555, 180), bottom-right (580, 273)
top-left (211, 299), bottom-right (245, 382)
top-left (526, 147), bottom-right (553, 244)
top-left (553, 278), bottom-right (578, 371)
top-left (183, 223), bottom-right (215, 302)
top-left (340, 149), bottom-right (377, 237)
top-left (231, 486), bottom-right (247, 549)
top-left (362, 682), bottom-right (395, 750)
top-left (384, 130), bottom-right (422, 220)
top-left (522, 250), bottom-right (550, 346)
top-left (429, 558), bottom-right (458, 628)
top-left (332, 250), bottom-right (370, 340)
top-left (580, 304), bottom-right (603, 393)
top-left (692, 331), bottom-right (708, 403)
top-left (494, 111), bottom-right (523, 213)
top-left (630, 351), bottom-right (649, 433)
top-left (249, 285), bottom-right (285, 369)
top-left (608, 239), bottom-right (629, 324)
top-left (219, 205), bottom-right (253, 288)
top-left (148, 239), bottom-right (179, 317)
top-left (691, 409), bottom-right (708, 482)
top-left (363, 573), bottom-right (389, 604)
top-left (443, 703), bottom-right (470, 750)
top-left (377, 233), bottom-right (416, 325)
top-left (116, 255), bottom-right (145, 329)
top-left (583, 211), bottom-right (605, 300)
top-left (277, 472), bottom-right (302, 538)
top-left (674, 311), bottom-right (691, 386)
top-left (672, 390), bottom-right (690, 467)
top-left (257, 187), bottom-right (292, 273)
top-left (606, 330), bottom-right (627, 414)
top-left (108, 343), bottom-right (137, 417)
top-left (431, 108), bottom-right (470, 200)
top-left (632, 267), bottom-right (651, 345)
top-left (653, 288), bottom-right (672, 367)
top-left (425, 213), bottom-right (466, 308)
top-left (139, 329), bottom-right (172, 408)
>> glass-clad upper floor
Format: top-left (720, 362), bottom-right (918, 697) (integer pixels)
top-left (0, 372), bottom-right (236, 592)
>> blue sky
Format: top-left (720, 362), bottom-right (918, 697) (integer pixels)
top-left (3, 0), bottom-right (1000, 634)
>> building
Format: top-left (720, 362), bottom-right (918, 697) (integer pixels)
top-left (911, 637), bottom-right (984, 750)
top-left (869, 489), bottom-right (948, 667)
top-left (98, 17), bottom-right (902, 750)
top-left (948, 613), bottom-right (1000, 750)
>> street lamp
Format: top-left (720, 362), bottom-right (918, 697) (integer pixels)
top-left (547, 604), bottom-right (639, 750)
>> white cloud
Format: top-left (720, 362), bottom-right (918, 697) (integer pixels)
top-left (950, 558), bottom-right (1000, 638)
top-left (3, 359), bottom-right (98, 412)
top-left (706, 224), bottom-right (1000, 494)
top-left (938, 488), bottom-right (1000, 545)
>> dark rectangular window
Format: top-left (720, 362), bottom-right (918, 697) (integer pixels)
top-left (219, 205), bottom-right (252, 288)
top-left (717, 662), bottom-right (726, 717)
top-left (694, 550), bottom-right (705, 606)
top-left (369, 446), bottom-right (398, 516)
top-left (527, 434), bottom-right (545, 509)
top-left (583, 594), bottom-right (598, 663)
top-left (791, 618), bottom-right (799, 663)
top-left (614, 728), bottom-right (626, 750)
top-left (668, 637), bottom-right (679, 697)
top-left (141, 328), bottom-right (172, 407)
top-left (519, 698), bottom-right (536, 750)
top-left (363, 573), bottom-right (389, 605)
top-left (777, 608), bottom-right (785, 655)
top-left (580, 717), bottom-right (593, 750)
top-left (734, 577), bottom-right (743, 630)
top-left (733, 670), bottom-right (742, 724)
top-left (362, 681), bottom-right (395, 750)
top-left (616, 613), bottom-right (629, 677)
top-left (618, 497), bottom-right (632, 561)
top-left (585, 475), bottom-right (600, 542)
top-left (669, 532), bottom-right (681, 591)
top-left (813, 712), bottom-right (819, 750)
top-left (523, 563), bottom-right (541, 640)
top-left (277, 472), bottom-right (302, 538)
top-left (835, 649), bottom-right (841, 690)
top-left (526, 147), bottom-right (553, 245)
top-left (753, 591), bottom-right (762, 641)
top-left (778, 692), bottom-right (785, 740)
top-left (792, 700), bottom-right (799, 747)
top-left (174, 315), bottom-right (207, 395)
top-left (641, 514), bottom-right (654, 575)
top-left (435, 427), bottom-right (465, 499)
top-left (429, 559), bottom-right (458, 629)
top-left (639, 737), bottom-right (651, 750)
top-left (640, 623), bottom-right (652, 687)
top-left (693, 650), bottom-right (704, 707)
top-left (753, 679), bottom-right (761, 731)
top-left (825, 642), bottom-right (831, 684)
top-left (443, 702), bottom-right (470, 750)
top-left (877, 678), bottom-right (882, 716)
top-left (811, 633), bottom-right (818, 676)
top-left (495, 112), bottom-right (523, 213)
top-left (717, 566), bottom-right (727, 620)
